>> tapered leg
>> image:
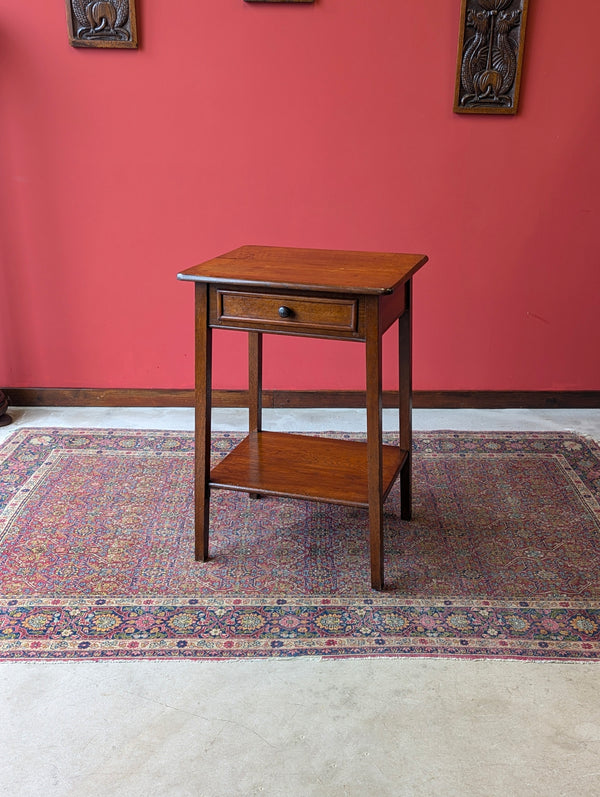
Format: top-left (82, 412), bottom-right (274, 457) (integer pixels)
top-left (194, 283), bottom-right (212, 560)
top-left (398, 280), bottom-right (412, 521)
top-left (365, 295), bottom-right (384, 590)
top-left (248, 332), bottom-right (263, 499)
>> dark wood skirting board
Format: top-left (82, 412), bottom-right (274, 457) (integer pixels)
top-left (5, 388), bottom-right (600, 409)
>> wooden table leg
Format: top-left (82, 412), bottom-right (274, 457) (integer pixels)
top-left (248, 332), bottom-right (263, 433)
top-left (398, 281), bottom-right (412, 521)
top-left (248, 332), bottom-right (263, 499)
top-left (365, 295), bottom-right (384, 590)
top-left (194, 283), bottom-right (212, 561)
top-left (0, 391), bottom-right (12, 427)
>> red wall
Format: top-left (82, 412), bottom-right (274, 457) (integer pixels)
top-left (1, 0), bottom-right (599, 392)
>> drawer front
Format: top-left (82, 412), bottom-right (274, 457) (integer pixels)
top-left (210, 289), bottom-right (362, 338)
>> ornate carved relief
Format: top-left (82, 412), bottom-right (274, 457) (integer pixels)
top-left (65, 0), bottom-right (138, 49)
top-left (454, 0), bottom-right (529, 114)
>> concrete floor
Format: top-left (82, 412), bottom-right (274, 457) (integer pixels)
top-left (1, 407), bottom-right (600, 796)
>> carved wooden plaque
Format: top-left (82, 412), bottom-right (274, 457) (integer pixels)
top-left (66, 0), bottom-right (138, 49)
top-left (454, 0), bottom-right (529, 114)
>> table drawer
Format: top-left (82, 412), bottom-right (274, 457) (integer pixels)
top-left (210, 288), bottom-right (362, 337)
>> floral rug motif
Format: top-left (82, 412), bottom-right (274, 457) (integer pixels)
top-left (1, 428), bottom-right (599, 661)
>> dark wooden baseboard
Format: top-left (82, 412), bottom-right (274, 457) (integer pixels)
top-left (5, 388), bottom-right (600, 409)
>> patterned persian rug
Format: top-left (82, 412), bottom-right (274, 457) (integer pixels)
top-left (1, 428), bottom-right (599, 661)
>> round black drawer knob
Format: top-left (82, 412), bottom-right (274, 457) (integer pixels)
top-left (278, 306), bottom-right (293, 319)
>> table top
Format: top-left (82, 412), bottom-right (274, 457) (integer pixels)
top-left (177, 245), bottom-right (428, 295)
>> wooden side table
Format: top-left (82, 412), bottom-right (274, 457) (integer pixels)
top-left (178, 245), bottom-right (428, 590)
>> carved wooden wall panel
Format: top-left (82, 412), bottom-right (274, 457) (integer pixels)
top-left (66, 0), bottom-right (138, 49)
top-left (454, 0), bottom-right (529, 114)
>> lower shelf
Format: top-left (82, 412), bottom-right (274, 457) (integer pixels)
top-left (209, 431), bottom-right (407, 507)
